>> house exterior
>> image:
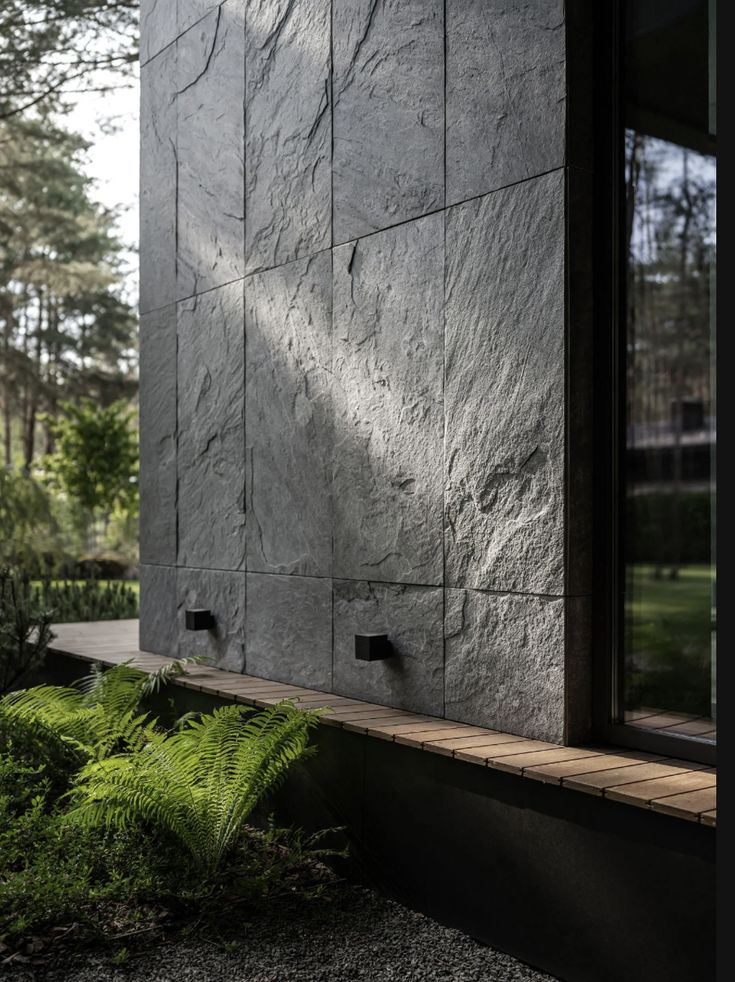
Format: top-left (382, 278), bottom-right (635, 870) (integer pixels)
top-left (137, 2), bottom-right (716, 979)
top-left (139, 0), bottom-right (596, 746)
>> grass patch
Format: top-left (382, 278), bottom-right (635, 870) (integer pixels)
top-left (625, 564), bottom-right (715, 717)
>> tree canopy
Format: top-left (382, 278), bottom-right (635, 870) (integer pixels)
top-left (0, 112), bottom-right (137, 472)
top-left (0, 1), bottom-right (138, 120)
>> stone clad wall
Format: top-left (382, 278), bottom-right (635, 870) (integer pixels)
top-left (139, 0), bottom-right (593, 743)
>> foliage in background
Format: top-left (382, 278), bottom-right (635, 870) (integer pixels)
top-left (42, 398), bottom-right (138, 551)
top-left (0, 468), bottom-right (64, 571)
top-left (0, 114), bottom-right (137, 474)
top-left (0, 1), bottom-right (138, 120)
top-left (33, 577), bottom-right (139, 624)
top-left (0, 567), bottom-right (54, 695)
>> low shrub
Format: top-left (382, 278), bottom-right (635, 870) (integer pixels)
top-left (32, 577), bottom-right (139, 623)
top-left (0, 568), bottom-right (54, 695)
top-left (0, 667), bottom-right (344, 959)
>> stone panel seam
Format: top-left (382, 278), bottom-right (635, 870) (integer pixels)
top-left (167, 166), bottom-right (568, 306)
top-left (140, 2), bottom-right (227, 70)
top-left (331, 165), bottom-right (567, 250)
top-left (168, 563), bottom-right (591, 603)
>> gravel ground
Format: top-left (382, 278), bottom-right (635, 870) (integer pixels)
top-left (4, 883), bottom-right (558, 982)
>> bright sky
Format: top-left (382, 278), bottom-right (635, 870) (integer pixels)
top-left (64, 68), bottom-right (140, 309)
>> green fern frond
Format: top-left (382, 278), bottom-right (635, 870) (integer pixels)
top-left (67, 701), bottom-right (321, 876)
top-left (141, 655), bottom-right (209, 697)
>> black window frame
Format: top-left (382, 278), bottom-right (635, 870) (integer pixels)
top-left (591, 0), bottom-right (716, 767)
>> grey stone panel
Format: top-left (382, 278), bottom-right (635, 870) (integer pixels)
top-left (140, 0), bottom-right (178, 65)
top-left (139, 565), bottom-right (178, 657)
top-left (140, 44), bottom-right (177, 314)
top-left (445, 171), bottom-right (565, 595)
top-left (177, 567), bottom-right (246, 671)
top-left (332, 214), bottom-right (444, 586)
top-left (246, 573), bottom-right (332, 689)
top-left (333, 580), bottom-right (443, 715)
top-left (139, 305), bottom-right (177, 565)
top-left (333, 0), bottom-right (444, 243)
top-left (177, 282), bottom-right (245, 571)
top-left (446, 0), bottom-right (565, 206)
top-left (246, 253), bottom-right (332, 577)
top-left (444, 588), bottom-right (566, 744)
top-left (177, 1), bottom-right (244, 299)
top-left (245, 0), bottom-right (331, 274)
top-left (179, 1), bottom-right (221, 38)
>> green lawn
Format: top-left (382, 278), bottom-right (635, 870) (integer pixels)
top-left (625, 564), bottom-right (715, 717)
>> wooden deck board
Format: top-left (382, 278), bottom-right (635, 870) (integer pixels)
top-left (564, 760), bottom-right (708, 796)
top-left (46, 621), bottom-right (717, 827)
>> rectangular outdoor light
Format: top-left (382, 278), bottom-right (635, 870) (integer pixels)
top-left (354, 633), bottom-right (392, 661)
top-left (185, 608), bottom-right (215, 631)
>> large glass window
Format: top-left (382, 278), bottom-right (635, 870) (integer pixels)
top-left (619, 0), bottom-right (716, 745)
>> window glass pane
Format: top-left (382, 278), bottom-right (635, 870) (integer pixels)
top-left (621, 0), bottom-right (716, 742)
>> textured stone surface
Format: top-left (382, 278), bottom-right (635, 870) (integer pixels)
top-left (139, 305), bottom-right (177, 565)
top-left (140, 43), bottom-right (177, 314)
top-left (177, 1), bottom-right (244, 298)
top-left (140, 0), bottom-right (177, 65)
top-left (446, 0), bottom-right (565, 205)
top-left (140, 565), bottom-right (178, 657)
top-left (445, 171), bottom-right (565, 595)
top-left (333, 0), bottom-right (444, 242)
top-left (333, 215), bottom-right (443, 585)
top-left (245, 0), bottom-right (331, 273)
top-left (177, 567), bottom-right (246, 671)
top-left (179, 1), bottom-right (221, 38)
top-left (333, 580), bottom-right (443, 715)
top-left (246, 253), bottom-right (332, 576)
top-left (444, 589), bottom-right (565, 743)
top-left (246, 573), bottom-right (332, 688)
top-left (177, 282), bottom-right (245, 570)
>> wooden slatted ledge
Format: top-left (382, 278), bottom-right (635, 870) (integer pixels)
top-left (48, 620), bottom-right (716, 828)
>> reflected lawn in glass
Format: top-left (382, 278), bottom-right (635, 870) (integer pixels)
top-left (624, 563), bottom-right (714, 721)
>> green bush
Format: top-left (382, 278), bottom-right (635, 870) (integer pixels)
top-left (0, 666), bottom-right (340, 955)
top-left (32, 577), bottom-right (139, 623)
top-left (0, 568), bottom-right (54, 695)
top-left (68, 702), bottom-right (323, 876)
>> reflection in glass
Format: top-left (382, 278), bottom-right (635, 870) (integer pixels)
top-left (621, 1), bottom-right (716, 742)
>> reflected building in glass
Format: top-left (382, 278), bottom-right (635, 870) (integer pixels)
top-left (621, 0), bottom-right (716, 742)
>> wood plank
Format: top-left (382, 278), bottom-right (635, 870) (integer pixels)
top-left (523, 750), bottom-right (664, 784)
top-left (423, 733), bottom-right (523, 757)
top-left (365, 716), bottom-right (437, 738)
top-left (454, 737), bottom-right (543, 765)
top-left (343, 713), bottom-right (418, 734)
top-left (700, 810), bottom-right (717, 827)
top-left (650, 787), bottom-right (716, 821)
top-left (394, 724), bottom-right (495, 748)
top-left (494, 747), bottom-right (604, 775)
top-left (565, 760), bottom-right (708, 796)
top-left (605, 770), bottom-right (717, 808)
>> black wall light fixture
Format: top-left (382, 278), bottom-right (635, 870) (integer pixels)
top-left (355, 633), bottom-right (392, 661)
top-left (185, 608), bottom-right (215, 631)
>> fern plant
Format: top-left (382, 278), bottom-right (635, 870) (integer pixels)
top-left (66, 702), bottom-right (322, 876)
top-left (0, 657), bottom-right (206, 760)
